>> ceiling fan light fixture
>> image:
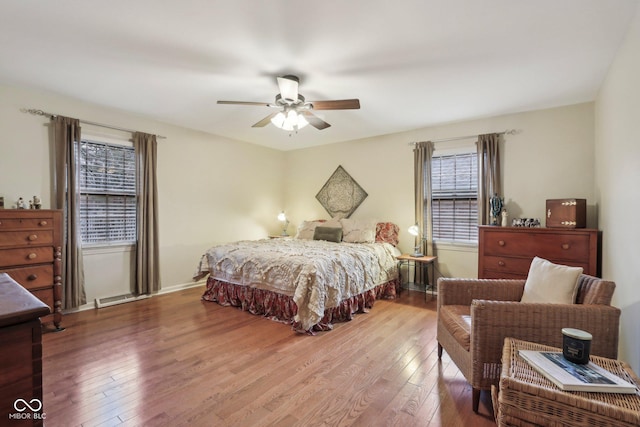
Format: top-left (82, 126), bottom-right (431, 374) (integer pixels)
top-left (270, 109), bottom-right (308, 131)
top-left (219, 74), bottom-right (358, 131)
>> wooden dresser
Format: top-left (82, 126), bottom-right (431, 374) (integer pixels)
top-left (0, 209), bottom-right (63, 330)
top-left (0, 273), bottom-right (50, 426)
top-left (478, 226), bottom-right (600, 279)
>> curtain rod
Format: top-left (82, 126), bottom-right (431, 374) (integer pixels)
top-left (408, 129), bottom-right (519, 145)
top-left (20, 108), bottom-right (167, 139)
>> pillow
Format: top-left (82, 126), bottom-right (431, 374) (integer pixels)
top-left (313, 226), bottom-right (343, 243)
top-left (295, 221), bottom-right (323, 240)
top-left (520, 257), bottom-right (583, 304)
top-left (375, 222), bottom-right (400, 246)
top-left (340, 218), bottom-right (377, 243)
top-left (322, 218), bottom-right (342, 229)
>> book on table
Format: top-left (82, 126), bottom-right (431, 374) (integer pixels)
top-left (519, 350), bottom-right (638, 394)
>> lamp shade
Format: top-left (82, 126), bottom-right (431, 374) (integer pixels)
top-left (271, 110), bottom-right (309, 131)
top-left (408, 224), bottom-right (420, 236)
top-left (277, 211), bottom-right (287, 222)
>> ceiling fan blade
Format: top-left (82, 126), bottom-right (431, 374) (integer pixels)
top-left (217, 100), bottom-right (274, 107)
top-left (277, 75), bottom-right (299, 103)
top-left (252, 112), bottom-right (279, 128)
top-left (309, 99), bottom-right (360, 110)
top-left (301, 111), bottom-right (331, 130)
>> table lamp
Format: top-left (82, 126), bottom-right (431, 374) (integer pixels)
top-left (278, 211), bottom-right (289, 236)
top-left (408, 223), bottom-right (426, 257)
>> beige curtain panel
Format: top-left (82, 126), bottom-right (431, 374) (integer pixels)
top-left (133, 132), bottom-right (160, 295)
top-left (477, 133), bottom-right (501, 226)
top-left (52, 115), bottom-right (87, 309)
top-left (413, 141), bottom-right (435, 258)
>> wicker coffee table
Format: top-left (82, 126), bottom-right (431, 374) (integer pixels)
top-left (495, 338), bottom-right (640, 427)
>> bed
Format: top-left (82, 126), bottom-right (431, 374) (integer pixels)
top-left (194, 220), bottom-right (401, 333)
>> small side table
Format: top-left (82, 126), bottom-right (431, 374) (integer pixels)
top-left (396, 254), bottom-right (437, 299)
top-left (496, 338), bottom-right (640, 427)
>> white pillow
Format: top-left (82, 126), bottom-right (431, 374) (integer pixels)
top-left (295, 221), bottom-right (322, 240)
top-left (340, 218), bottom-right (377, 243)
top-left (521, 257), bottom-right (583, 304)
top-left (323, 218), bottom-right (342, 229)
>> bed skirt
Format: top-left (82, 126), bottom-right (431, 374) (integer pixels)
top-left (201, 277), bottom-right (400, 334)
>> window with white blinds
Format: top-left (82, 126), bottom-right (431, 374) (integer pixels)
top-left (76, 140), bottom-right (137, 245)
top-left (430, 152), bottom-right (478, 242)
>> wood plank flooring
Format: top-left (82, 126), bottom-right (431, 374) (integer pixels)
top-left (41, 286), bottom-right (496, 426)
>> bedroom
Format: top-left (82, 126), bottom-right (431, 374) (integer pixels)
top-left (1, 0), bottom-right (639, 425)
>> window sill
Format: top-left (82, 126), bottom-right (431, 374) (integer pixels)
top-left (433, 240), bottom-right (478, 252)
top-left (83, 243), bottom-right (135, 255)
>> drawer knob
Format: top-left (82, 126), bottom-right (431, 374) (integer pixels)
top-left (28, 234), bottom-right (38, 241)
top-left (562, 243), bottom-right (570, 250)
top-left (498, 261), bottom-right (505, 266)
top-left (27, 274), bottom-right (38, 281)
top-left (498, 240), bottom-right (505, 246)
top-left (39, 220), bottom-right (48, 226)
top-left (28, 253), bottom-right (37, 260)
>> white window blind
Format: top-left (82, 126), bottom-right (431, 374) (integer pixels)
top-left (431, 152), bottom-right (478, 242)
top-left (76, 140), bottom-right (137, 244)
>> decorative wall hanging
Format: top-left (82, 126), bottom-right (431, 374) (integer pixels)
top-left (315, 165), bottom-right (368, 218)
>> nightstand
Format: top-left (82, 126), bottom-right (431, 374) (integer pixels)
top-left (396, 254), bottom-right (437, 299)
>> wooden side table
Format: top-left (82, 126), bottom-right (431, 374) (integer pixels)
top-left (496, 338), bottom-right (640, 427)
top-left (396, 254), bottom-right (437, 299)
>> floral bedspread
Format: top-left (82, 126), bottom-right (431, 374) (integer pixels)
top-left (194, 239), bottom-right (400, 331)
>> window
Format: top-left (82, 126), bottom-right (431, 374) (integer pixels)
top-left (76, 140), bottom-right (137, 245)
top-left (430, 151), bottom-right (478, 243)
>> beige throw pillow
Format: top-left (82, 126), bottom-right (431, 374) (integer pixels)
top-left (521, 257), bottom-right (583, 304)
top-left (340, 218), bottom-right (377, 243)
top-left (295, 221), bottom-right (322, 240)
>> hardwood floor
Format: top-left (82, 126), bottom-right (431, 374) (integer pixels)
top-left (41, 286), bottom-right (496, 426)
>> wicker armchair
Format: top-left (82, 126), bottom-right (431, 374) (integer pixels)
top-left (436, 274), bottom-right (620, 413)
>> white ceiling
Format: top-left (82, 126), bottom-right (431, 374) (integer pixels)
top-left (1, 0), bottom-right (637, 151)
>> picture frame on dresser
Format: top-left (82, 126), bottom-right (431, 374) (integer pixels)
top-left (478, 225), bottom-right (601, 279)
top-left (0, 209), bottom-right (64, 331)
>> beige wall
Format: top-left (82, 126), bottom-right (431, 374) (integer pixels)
top-left (595, 4), bottom-right (640, 373)
top-left (0, 84), bottom-right (286, 304)
top-left (285, 103), bottom-right (596, 278)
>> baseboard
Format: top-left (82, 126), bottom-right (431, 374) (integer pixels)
top-left (63, 279), bottom-right (207, 314)
top-left (156, 279), bottom-right (206, 295)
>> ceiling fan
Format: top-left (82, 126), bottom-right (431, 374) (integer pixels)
top-left (217, 75), bottom-right (360, 132)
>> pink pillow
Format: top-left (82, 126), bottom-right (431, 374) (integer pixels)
top-left (376, 222), bottom-right (399, 246)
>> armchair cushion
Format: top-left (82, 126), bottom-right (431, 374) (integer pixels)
top-left (439, 305), bottom-right (471, 350)
top-left (521, 257), bottom-right (583, 304)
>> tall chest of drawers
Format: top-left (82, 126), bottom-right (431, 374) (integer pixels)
top-left (478, 226), bottom-right (600, 279)
top-left (0, 209), bottom-right (63, 330)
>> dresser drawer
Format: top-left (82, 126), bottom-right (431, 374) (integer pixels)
top-left (482, 231), bottom-right (591, 262)
top-left (0, 265), bottom-right (53, 290)
top-left (31, 288), bottom-right (54, 311)
top-left (0, 217), bottom-right (54, 230)
top-left (0, 247), bottom-right (53, 268)
top-left (482, 256), bottom-right (534, 276)
top-left (482, 255), bottom-right (590, 277)
top-left (480, 270), bottom-right (528, 280)
top-left (0, 230), bottom-right (53, 247)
